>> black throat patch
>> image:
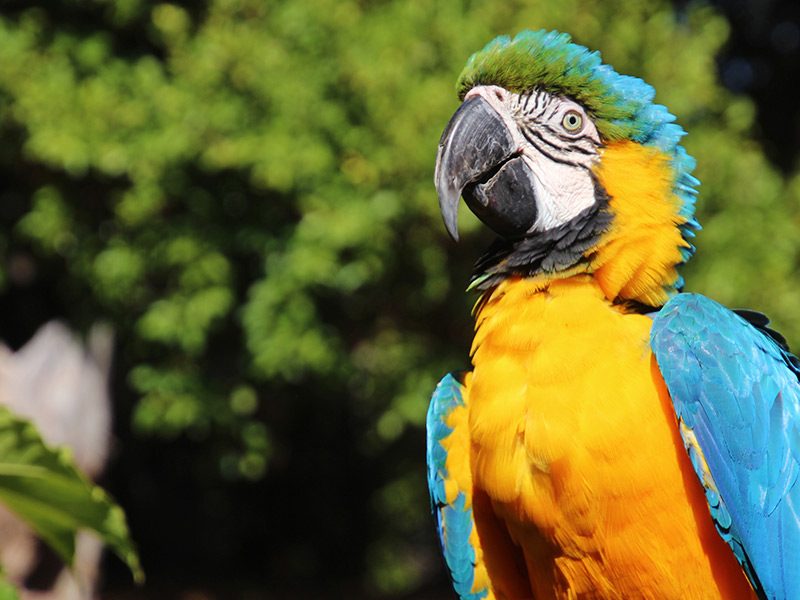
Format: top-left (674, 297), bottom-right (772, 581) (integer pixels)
top-left (470, 176), bottom-right (612, 290)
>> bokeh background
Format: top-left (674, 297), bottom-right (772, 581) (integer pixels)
top-left (0, 0), bottom-right (798, 597)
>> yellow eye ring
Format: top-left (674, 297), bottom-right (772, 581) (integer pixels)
top-left (562, 110), bottom-right (583, 132)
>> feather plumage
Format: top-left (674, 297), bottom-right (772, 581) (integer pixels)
top-left (427, 373), bottom-right (491, 600)
top-left (651, 294), bottom-right (800, 599)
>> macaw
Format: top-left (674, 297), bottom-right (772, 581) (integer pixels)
top-left (426, 30), bottom-right (800, 600)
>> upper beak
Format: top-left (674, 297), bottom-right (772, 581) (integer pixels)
top-left (434, 95), bottom-right (538, 241)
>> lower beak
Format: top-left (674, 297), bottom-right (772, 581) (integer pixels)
top-left (434, 96), bottom-right (538, 240)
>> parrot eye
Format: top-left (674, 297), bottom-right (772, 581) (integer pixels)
top-left (561, 110), bottom-right (583, 132)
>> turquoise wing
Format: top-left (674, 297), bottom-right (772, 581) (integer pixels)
top-left (426, 372), bottom-right (488, 600)
top-left (651, 293), bottom-right (800, 600)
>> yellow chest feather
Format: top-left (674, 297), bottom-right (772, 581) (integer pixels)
top-left (464, 276), bottom-right (755, 599)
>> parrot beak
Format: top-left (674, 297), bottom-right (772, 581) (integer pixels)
top-left (434, 96), bottom-right (538, 241)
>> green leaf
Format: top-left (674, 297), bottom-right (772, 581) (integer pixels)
top-left (0, 406), bottom-right (144, 584)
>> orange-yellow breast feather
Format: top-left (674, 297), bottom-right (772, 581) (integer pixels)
top-left (459, 276), bottom-right (756, 599)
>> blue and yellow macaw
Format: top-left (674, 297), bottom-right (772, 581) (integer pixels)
top-left (427, 30), bottom-right (800, 599)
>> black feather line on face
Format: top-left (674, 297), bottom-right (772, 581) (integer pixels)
top-left (470, 174), bottom-right (612, 290)
top-left (519, 130), bottom-right (584, 168)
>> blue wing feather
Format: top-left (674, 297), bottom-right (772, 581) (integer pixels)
top-left (651, 293), bottom-right (800, 600)
top-left (426, 373), bottom-right (488, 600)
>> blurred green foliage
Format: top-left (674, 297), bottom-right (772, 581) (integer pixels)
top-left (0, 0), bottom-right (798, 594)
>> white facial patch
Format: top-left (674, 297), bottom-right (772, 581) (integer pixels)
top-left (524, 154), bottom-right (598, 231)
top-left (465, 86), bottom-right (602, 232)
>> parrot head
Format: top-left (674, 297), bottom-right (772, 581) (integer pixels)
top-left (435, 30), bottom-right (700, 307)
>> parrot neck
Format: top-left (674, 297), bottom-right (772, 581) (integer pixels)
top-left (471, 141), bottom-right (694, 309)
top-left (590, 140), bottom-right (694, 307)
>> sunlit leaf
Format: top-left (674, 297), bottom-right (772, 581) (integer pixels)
top-left (0, 407), bottom-right (143, 584)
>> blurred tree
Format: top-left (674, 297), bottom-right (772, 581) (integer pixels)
top-left (699, 0), bottom-right (800, 172)
top-left (0, 0), bottom-right (797, 596)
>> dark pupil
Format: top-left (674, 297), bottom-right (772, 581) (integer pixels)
top-left (567, 115), bottom-right (578, 126)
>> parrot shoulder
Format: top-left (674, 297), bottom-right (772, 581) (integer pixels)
top-left (650, 292), bottom-right (800, 600)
